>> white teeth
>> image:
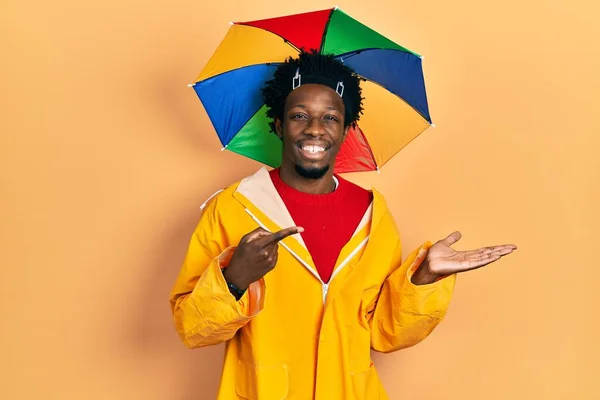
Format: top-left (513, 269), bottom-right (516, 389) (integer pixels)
top-left (302, 145), bottom-right (325, 153)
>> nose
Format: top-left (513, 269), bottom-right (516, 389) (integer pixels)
top-left (304, 117), bottom-right (325, 137)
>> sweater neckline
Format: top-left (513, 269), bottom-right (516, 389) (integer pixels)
top-left (269, 168), bottom-right (349, 207)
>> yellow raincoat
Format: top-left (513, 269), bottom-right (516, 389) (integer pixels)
top-left (170, 168), bottom-right (456, 399)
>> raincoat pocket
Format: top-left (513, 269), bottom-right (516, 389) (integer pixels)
top-left (235, 360), bottom-right (289, 400)
top-left (350, 360), bottom-right (380, 399)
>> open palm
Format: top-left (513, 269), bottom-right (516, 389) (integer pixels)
top-left (426, 231), bottom-right (517, 276)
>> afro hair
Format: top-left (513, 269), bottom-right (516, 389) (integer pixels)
top-left (260, 49), bottom-right (364, 134)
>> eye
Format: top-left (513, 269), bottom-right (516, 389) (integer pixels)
top-left (291, 113), bottom-right (307, 120)
top-left (324, 115), bottom-right (339, 122)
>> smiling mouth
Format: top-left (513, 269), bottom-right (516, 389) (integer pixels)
top-left (296, 143), bottom-right (331, 161)
top-left (301, 145), bottom-right (327, 154)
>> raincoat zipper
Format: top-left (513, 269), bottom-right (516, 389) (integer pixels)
top-left (245, 208), bottom-right (369, 304)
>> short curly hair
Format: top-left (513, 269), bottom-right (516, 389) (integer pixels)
top-left (260, 49), bottom-right (364, 134)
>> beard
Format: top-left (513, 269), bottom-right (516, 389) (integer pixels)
top-left (294, 164), bottom-right (330, 180)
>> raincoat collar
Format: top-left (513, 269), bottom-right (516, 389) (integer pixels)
top-left (232, 168), bottom-right (387, 252)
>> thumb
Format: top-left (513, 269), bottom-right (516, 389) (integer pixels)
top-left (441, 231), bottom-right (462, 246)
top-left (242, 228), bottom-right (270, 243)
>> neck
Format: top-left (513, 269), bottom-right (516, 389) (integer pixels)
top-left (279, 163), bottom-right (336, 194)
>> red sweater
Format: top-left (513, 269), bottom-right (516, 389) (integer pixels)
top-left (269, 168), bottom-right (373, 283)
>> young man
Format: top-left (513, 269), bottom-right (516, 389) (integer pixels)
top-left (169, 50), bottom-right (516, 399)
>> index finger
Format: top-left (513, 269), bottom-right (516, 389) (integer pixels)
top-left (478, 244), bottom-right (518, 254)
top-left (260, 226), bottom-right (304, 246)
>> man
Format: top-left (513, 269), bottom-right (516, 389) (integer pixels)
top-left (169, 50), bottom-right (516, 399)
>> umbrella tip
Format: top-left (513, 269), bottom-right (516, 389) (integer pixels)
top-left (376, 166), bottom-right (380, 174)
top-left (334, 5), bottom-right (339, 10)
top-left (431, 123), bottom-right (436, 128)
top-left (187, 83), bottom-right (194, 87)
top-left (221, 145), bottom-right (228, 151)
top-left (229, 21), bottom-right (234, 25)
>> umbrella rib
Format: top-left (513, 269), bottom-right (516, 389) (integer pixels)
top-left (333, 49), bottom-right (431, 123)
top-left (352, 124), bottom-right (379, 172)
top-left (361, 128), bottom-right (379, 172)
top-left (194, 26), bottom-right (301, 83)
top-left (353, 73), bottom-right (432, 125)
top-left (194, 63), bottom-right (285, 84)
top-left (222, 104), bottom-right (268, 148)
top-left (375, 124), bottom-right (433, 171)
top-left (318, 9), bottom-right (336, 53)
top-left (336, 47), bottom-right (420, 61)
top-left (236, 22), bottom-right (303, 53)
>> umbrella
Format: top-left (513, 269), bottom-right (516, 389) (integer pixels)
top-left (189, 7), bottom-right (434, 173)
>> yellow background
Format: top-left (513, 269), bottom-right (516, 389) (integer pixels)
top-left (1, 0), bottom-right (598, 399)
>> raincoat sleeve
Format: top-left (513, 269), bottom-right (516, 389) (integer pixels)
top-left (368, 240), bottom-right (456, 353)
top-left (169, 193), bottom-right (265, 349)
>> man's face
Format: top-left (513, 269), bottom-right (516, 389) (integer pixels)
top-left (275, 83), bottom-right (349, 179)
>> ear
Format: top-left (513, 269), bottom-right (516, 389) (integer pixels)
top-left (342, 124), bottom-right (351, 142)
top-left (274, 118), bottom-right (283, 139)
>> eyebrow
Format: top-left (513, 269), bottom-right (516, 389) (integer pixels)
top-left (289, 104), bottom-right (341, 111)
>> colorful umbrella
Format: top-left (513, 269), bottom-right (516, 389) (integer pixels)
top-left (190, 7), bottom-right (434, 173)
